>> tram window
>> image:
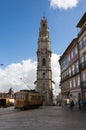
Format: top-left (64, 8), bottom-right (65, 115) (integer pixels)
top-left (16, 93), bottom-right (25, 99)
top-left (30, 95), bottom-right (40, 100)
top-left (21, 94), bottom-right (25, 99)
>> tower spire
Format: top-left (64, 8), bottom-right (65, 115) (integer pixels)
top-left (35, 18), bottom-right (54, 105)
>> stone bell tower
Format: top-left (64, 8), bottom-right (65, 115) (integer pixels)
top-left (35, 17), bottom-right (54, 105)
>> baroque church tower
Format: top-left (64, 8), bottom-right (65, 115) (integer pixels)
top-left (35, 17), bottom-right (54, 105)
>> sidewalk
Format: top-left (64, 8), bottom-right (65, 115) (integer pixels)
top-left (62, 104), bottom-right (86, 113)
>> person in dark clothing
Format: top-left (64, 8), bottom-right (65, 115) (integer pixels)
top-left (84, 100), bottom-right (86, 111)
top-left (78, 99), bottom-right (81, 110)
top-left (70, 100), bottom-right (74, 111)
top-left (80, 99), bottom-right (86, 112)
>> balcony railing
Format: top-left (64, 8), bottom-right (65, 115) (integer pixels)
top-left (81, 81), bottom-right (86, 88)
top-left (79, 61), bottom-right (86, 70)
top-left (61, 70), bottom-right (79, 82)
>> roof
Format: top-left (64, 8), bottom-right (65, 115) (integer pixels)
top-left (20, 89), bottom-right (39, 93)
top-left (77, 12), bottom-right (86, 28)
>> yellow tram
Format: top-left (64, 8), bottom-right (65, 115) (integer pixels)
top-left (14, 90), bottom-right (43, 109)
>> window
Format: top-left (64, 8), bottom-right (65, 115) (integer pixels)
top-left (16, 93), bottom-right (25, 99)
top-left (66, 69), bottom-right (69, 76)
top-left (73, 79), bottom-right (76, 87)
top-left (70, 80), bottom-right (72, 88)
top-left (80, 56), bottom-right (84, 64)
top-left (72, 64), bottom-right (75, 75)
top-left (79, 41), bottom-right (83, 50)
top-left (69, 67), bottom-right (71, 76)
top-left (77, 76), bottom-right (80, 86)
top-left (43, 23), bottom-right (45, 27)
top-left (74, 46), bottom-right (78, 55)
top-left (71, 50), bottom-right (74, 59)
top-left (82, 72), bottom-right (86, 81)
top-left (68, 54), bottom-right (70, 62)
top-left (75, 61), bottom-right (79, 73)
top-left (42, 58), bottom-right (46, 66)
top-left (49, 57), bottom-right (50, 62)
top-left (43, 72), bottom-right (45, 78)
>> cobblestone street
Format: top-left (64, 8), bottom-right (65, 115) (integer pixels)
top-left (0, 106), bottom-right (86, 130)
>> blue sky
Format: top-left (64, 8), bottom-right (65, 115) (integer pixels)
top-left (0, 0), bottom-right (86, 94)
top-left (0, 0), bottom-right (85, 65)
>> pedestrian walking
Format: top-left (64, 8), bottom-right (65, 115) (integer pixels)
top-left (80, 99), bottom-right (84, 111)
top-left (78, 99), bottom-right (81, 110)
top-left (70, 100), bottom-right (74, 111)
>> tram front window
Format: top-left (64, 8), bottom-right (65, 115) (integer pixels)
top-left (16, 93), bottom-right (25, 99)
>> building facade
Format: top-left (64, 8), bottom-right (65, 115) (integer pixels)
top-left (59, 12), bottom-right (86, 104)
top-left (35, 17), bottom-right (54, 105)
top-left (77, 12), bottom-right (86, 99)
top-left (59, 39), bottom-right (81, 103)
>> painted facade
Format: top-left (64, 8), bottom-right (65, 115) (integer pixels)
top-left (59, 12), bottom-right (86, 104)
top-left (77, 12), bottom-right (86, 99)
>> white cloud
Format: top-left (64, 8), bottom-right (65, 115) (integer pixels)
top-left (0, 59), bottom-right (37, 92)
top-left (49, 0), bottom-right (79, 10)
top-left (0, 54), bottom-right (61, 95)
top-left (51, 53), bottom-right (61, 95)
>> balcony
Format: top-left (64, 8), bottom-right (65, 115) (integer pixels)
top-left (61, 70), bottom-right (79, 83)
top-left (81, 81), bottom-right (86, 88)
top-left (61, 74), bottom-right (69, 82)
top-left (79, 61), bottom-right (86, 70)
